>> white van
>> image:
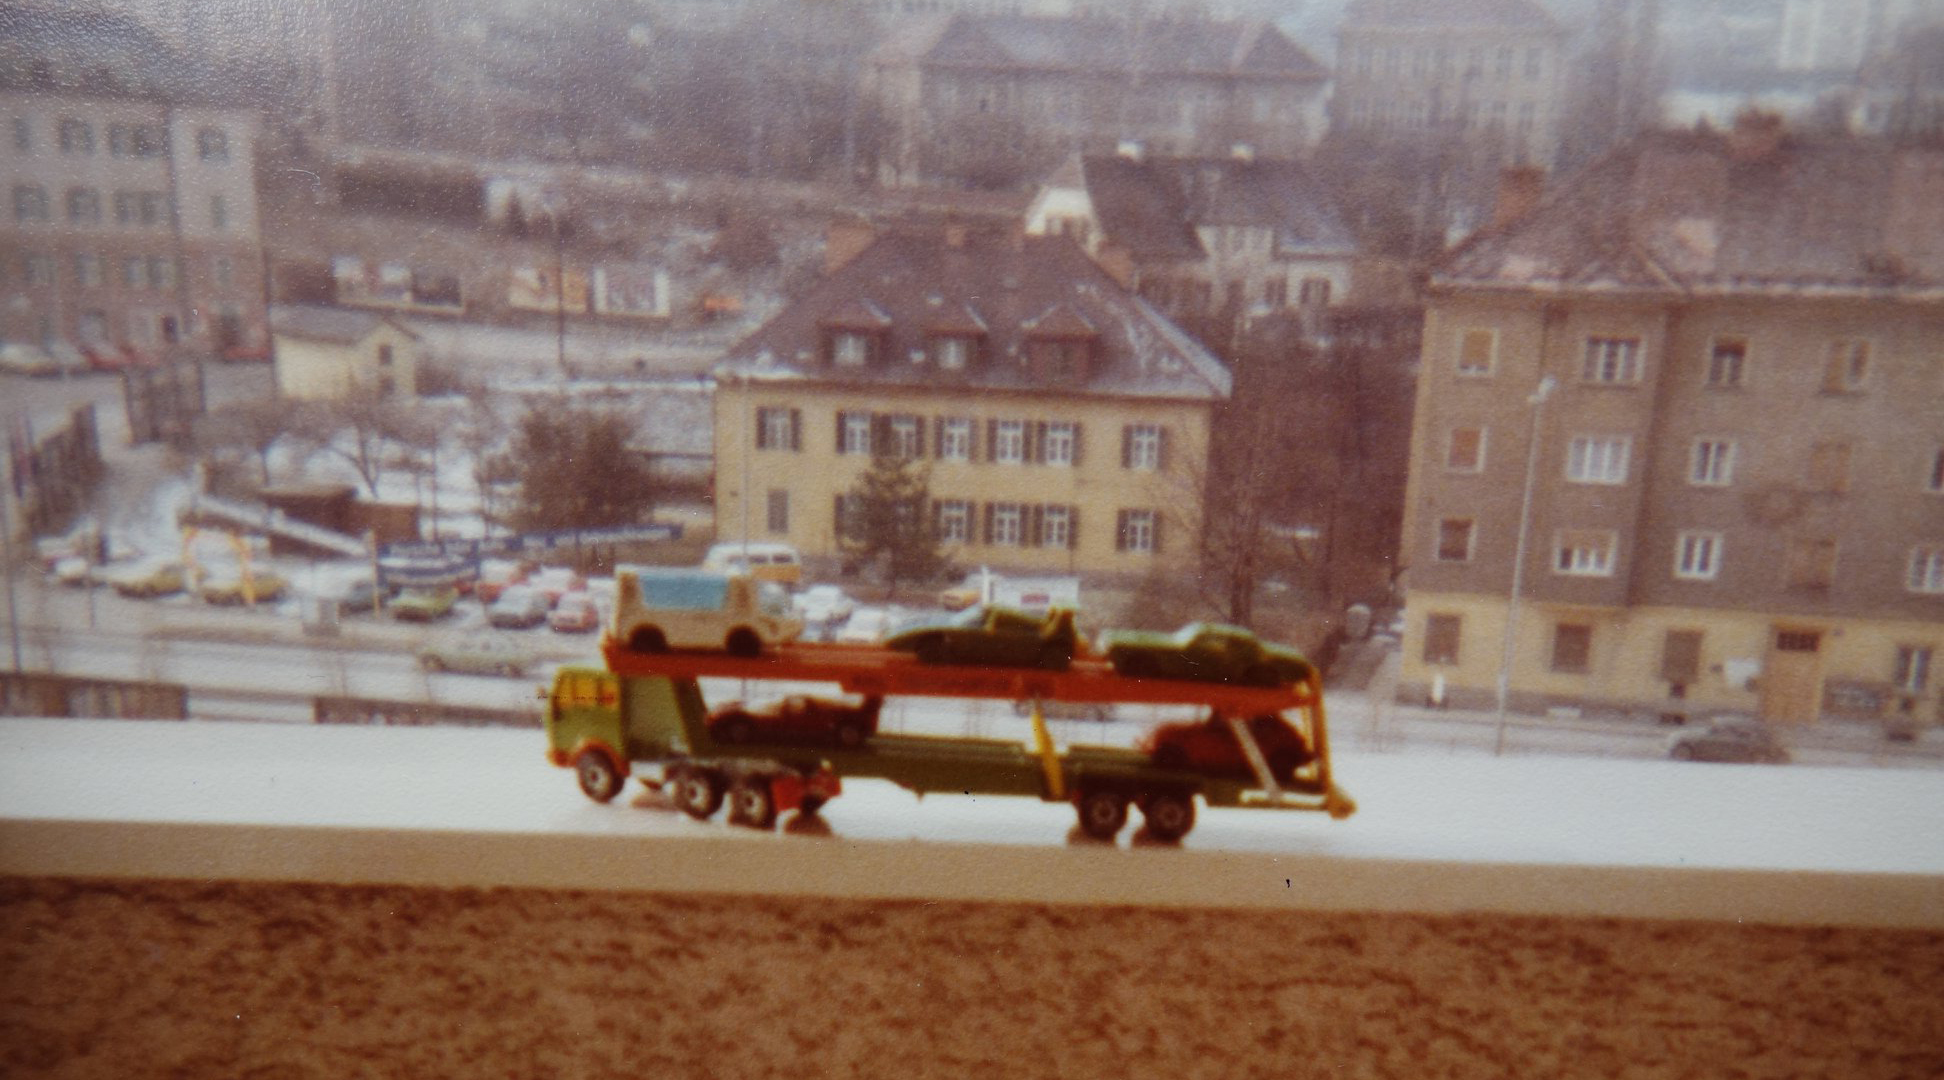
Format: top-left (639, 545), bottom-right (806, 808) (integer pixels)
top-left (612, 566), bottom-right (803, 656)
top-left (701, 542), bottom-right (803, 585)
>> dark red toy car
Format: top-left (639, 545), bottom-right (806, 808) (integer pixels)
top-left (707, 694), bottom-right (884, 750)
top-left (1138, 712), bottom-right (1315, 784)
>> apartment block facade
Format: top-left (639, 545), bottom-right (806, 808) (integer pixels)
top-left (1, 85), bottom-right (266, 363)
top-left (1398, 126), bottom-right (1944, 727)
top-left (1332, 0), bottom-right (1568, 166)
top-left (712, 226), bottom-right (1229, 580)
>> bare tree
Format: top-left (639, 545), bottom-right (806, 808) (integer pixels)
top-left (293, 393), bottom-right (419, 499)
top-left (196, 396), bottom-right (301, 491)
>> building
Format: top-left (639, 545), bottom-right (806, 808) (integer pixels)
top-left (712, 224), bottom-right (1231, 580)
top-left (1024, 145), bottom-right (1359, 334)
top-left (1396, 120), bottom-right (1944, 728)
top-left (0, 6), bottom-right (267, 364)
top-left (867, 13), bottom-right (1329, 188)
top-left (1331, 0), bottom-right (1568, 167)
top-left (271, 304), bottom-right (421, 401)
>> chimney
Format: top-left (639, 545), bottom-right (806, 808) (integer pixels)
top-left (1116, 139), bottom-right (1145, 162)
top-left (1230, 143), bottom-right (1256, 163)
top-left (1491, 165), bottom-right (1546, 230)
top-left (1727, 108), bottom-right (1785, 163)
top-left (824, 216), bottom-right (875, 275)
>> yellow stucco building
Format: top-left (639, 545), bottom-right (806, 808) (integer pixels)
top-left (712, 226), bottom-right (1230, 581)
top-left (271, 304), bottom-right (421, 402)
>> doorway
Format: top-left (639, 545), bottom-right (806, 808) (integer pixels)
top-left (1760, 628), bottom-right (1824, 723)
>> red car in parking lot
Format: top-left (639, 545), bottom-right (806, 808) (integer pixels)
top-left (706, 694), bottom-right (884, 750)
top-left (1138, 712), bottom-right (1315, 784)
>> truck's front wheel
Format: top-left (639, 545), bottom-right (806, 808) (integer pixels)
top-left (574, 749), bottom-right (624, 803)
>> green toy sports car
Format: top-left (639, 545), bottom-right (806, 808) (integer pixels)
top-left (1098, 622), bottom-right (1312, 687)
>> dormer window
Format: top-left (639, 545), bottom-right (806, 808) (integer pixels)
top-left (926, 301), bottom-right (987, 372)
top-left (1021, 302), bottom-right (1098, 382)
top-left (833, 331), bottom-right (872, 366)
top-left (821, 298), bottom-right (892, 368)
top-left (933, 335), bottom-right (976, 370)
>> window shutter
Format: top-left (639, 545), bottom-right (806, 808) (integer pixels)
top-left (1152, 514), bottom-right (1163, 553)
top-left (871, 413), bottom-right (890, 455)
top-left (1120, 426), bottom-right (1132, 468)
top-left (1066, 505), bottom-right (1078, 549)
top-left (1029, 504), bottom-right (1045, 546)
top-left (913, 416), bottom-right (927, 458)
top-left (930, 499), bottom-right (942, 537)
top-left (982, 502), bottom-right (995, 544)
top-left (1071, 424), bottom-right (1083, 467)
top-left (1032, 422), bottom-right (1047, 465)
top-left (1115, 510), bottom-right (1128, 552)
top-left (986, 419), bottom-right (998, 463)
top-left (789, 408), bottom-right (802, 451)
top-left (835, 411), bottom-right (847, 453)
top-left (754, 409), bottom-right (769, 451)
top-left (1157, 428), bottom-right (1170, 471)
top-left (967, 417), bottom-right (979, 461)
top-left (933, 415), bottom-right (945, 458)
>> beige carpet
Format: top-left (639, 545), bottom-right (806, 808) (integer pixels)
top-left (4, 877), bottom-right (1940, 1079)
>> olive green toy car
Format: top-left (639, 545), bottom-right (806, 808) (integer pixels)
top-left (884, 605), bottom-right (1079, 669)
top-left (1098, 622), bottom-right (1312, 687)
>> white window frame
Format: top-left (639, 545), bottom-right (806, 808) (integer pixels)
top-left (993, 420), bottom-right (1026, 465)
top-left (1689, 439), bottom-right (1737, 487)
top-left (1674, 531), bottom-right (1723, 581)
top-left (833, 331), bottom-right (870, 367)
top-left (1554, 530), bottom-right (1617, 577)
top-left (1455, 328), bottom-right (1496, 376)
top-left (935, 336), bottom-right (969, 370)
top-left (936, 500), bottom-right (970, 543)
top-left (1043, 422), bottom-right (1076, 467)
top-left (1706, 337), bottom-right (1747, 388)
top-left (1120, 509), bottom-right (1156, 554)
top-left (887, 415), bottom-right (922, 459)
top-left (758, 407), bottom-right (795, 451)
top-left (1435, 517), bottom-right (1475, 563)
top-left (1824, 338), bottom-right (1870, 393)
top-left (938, 418), bottom-right (972, 462)
top-left (1894, 645), bottom-right (1932, 694)
top-left (1041, 505), bottom-right (1071, 549)
top-left (1126, 424), bottom-right (1161, 470)
top-left (1581, 337), bottom-right (1642, 384)
top-left (1566, 436), bottom-right (1631, 485)
top-left (1908, 546), bottom-right (1944, 595)
top-left (839, 412), bottom-right (872, 455)
top-left (991, 503), bottom-right (1024, 546)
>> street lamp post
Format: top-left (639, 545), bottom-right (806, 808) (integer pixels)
top-left (1494, 374), bottom-right (1556, 755)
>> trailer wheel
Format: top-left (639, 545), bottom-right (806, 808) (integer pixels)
top-left (725, 628), bottom-right (761, 658)
top-left (670, 767), bottom-right (725, 819)
top-left (1139, 791), bottom-right (1196, 843)
top-left (629, 626), bottom-right (668, 653)
top-left (728, 775), bottom-right (778, 830)
top-left (574, 749), bottom-right (623, 803)
top-left (1074, 787), bottom-right (1129, 840)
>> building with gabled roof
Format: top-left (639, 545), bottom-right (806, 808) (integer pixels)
top-left (712, 223), bottom-right (1231, 580)
top-left (270, 303), bottom-right (421, 401)
top-left (1397, 118), bottom-right (1944, 728)
top-left (1025, 145), bottom-right (1360, 333)
top-left (867, 12), bottom-right (1329, 188)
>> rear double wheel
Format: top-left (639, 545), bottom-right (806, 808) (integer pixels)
top-left (727, 775), bottom-right (778, 830)
top-left (1138, 791), bottom-right (1196, 843)
top-left (669, 766), bottom-right (725, 820)
top-left (1074, 786), bottom-right (1130, 841)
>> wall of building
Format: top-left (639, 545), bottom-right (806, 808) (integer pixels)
top-left (712, 381), bottom-right (1212, 579)
top-left (273, 327), bottom-right (418, 401)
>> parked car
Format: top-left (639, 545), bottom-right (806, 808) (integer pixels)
top-left (528, 567), bottom-right (587, 606)
top-left (1099, 623), bottom-right (1312, 687)
top-left (199, 570), bottom-right (290, 606)
top-left (884, 606), bottom-right (1079, 669)
top-left (313, 575), bottom-right (381, 617)
top-left (417, 633), bottom-right (536, 677)
top-left (51, 556), bottom-right (92, 587)
top-left (107, 561), bottom-right (186, 599)
top-left (793, 584), bottom-right (855, 637)
top-left (392, 586), bottom-right (459, 622)
top-left (707, 693), bottom-right (884, 750)
top-left (1012, 698), bottom-right (1117, 722)
top-left (1668, 716), bottom-right (1791, 764)
top-left (702, 541), bottom-right (803, 585)
top-left (1139, 712), bottom-right (1316, 783)
top-left (833, 608), bottom-right (896, 645)
top-left (474, 559), bottom-right (531, 604)
top-left (548, 593), bottom-right (601, 633)
top-left (487, 585), bottom-right (550, 629)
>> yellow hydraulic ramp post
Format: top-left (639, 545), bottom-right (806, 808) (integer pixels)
top-left (1303, 674), bottom-right (1356, 819)
top-left (1028, 698), bottom-right (1065, 801)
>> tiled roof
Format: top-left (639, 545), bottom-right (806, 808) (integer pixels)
top-left (915, 14), bottom-right (1327, 81)
top-left (1437, 130), bottom-right (1944, 296)
top-left (1080, 154), bottom-right (1357, 260)
top-left (270, 304), bottom-right (418, 345)
top-left (1342, 0), bottom-right (1562, 33)
top-left (719, 230), bottom-right (1230, 401)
